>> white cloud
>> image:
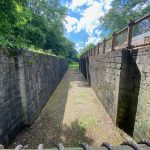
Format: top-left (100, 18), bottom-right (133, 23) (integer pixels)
top-left (94, 29), bottom-right (102, 37)
top-left (65, 0), bottom-right (112, 35)
top-left (70, 0), bottom-right (93, 10)
top-left (104, 0), bottom-right (112, 12)
top-left (76, 1), bottom-right (103, 34)
top-left (65, 16), bottom-right (78, 33)
top-left (75, 42), bottom-right (84, 52)
top-left (65, 2), bottom-right (69, 7)
top-left (65, 0), bottom-right (112, 50)
top-left (86, 34), bottom-right (102, 46)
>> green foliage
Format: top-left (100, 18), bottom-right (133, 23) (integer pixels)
top-left (0, 0), bottom-right (31, 35)
top-left (100, 0), bottom-right (150, 37)
top-left (28, 46), bottom-right (57, 57)
top-left (80, 43), bottom-right (95, 55)
top-left (78, 117), bottom-right (97, 129)
top-left (0, 0), bottom-right (78, 62)
top-left (69, 62), bottom-right (79, 69)
top-left (25, 26), bottom-right (46, 48)
top-left (0, 35), bottom-right (27, 50)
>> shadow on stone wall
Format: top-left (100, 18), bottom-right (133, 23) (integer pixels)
top-left (80, 58), bottom-right (91, 86)
top-left (9, 70), bottom-right (93, 148)
top-left (0, 55), bottom-right (24, 146)
top-left (0, 50), bottom-right (68, 147)
top-left (9, 70), bottom-right (70, 148)
top-left (117, 49), bottom-right (141, 136)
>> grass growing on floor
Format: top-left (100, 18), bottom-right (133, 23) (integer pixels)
top-left (69, 62), bottom-right (79, 69)
top-left (78, 116), bottom-right (98, 129)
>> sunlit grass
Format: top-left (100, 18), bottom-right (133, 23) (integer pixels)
top-left (28, 46), bottom-right (65, 58)
top-left (69, 62), bottom-right (79, 69)
top-left (78, 116), bottom-right (98, 129)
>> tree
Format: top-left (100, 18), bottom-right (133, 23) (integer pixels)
top-left (0, 0), bottom-right (31, 35)
top-left (28, 0), bottom-right (67, 32)
top-left (0, 0), bottom-right (78, 62)
top-left (100, 0), bottom-right (150, 37)
top-left (62, 38), bottom-right (78, 61)
top-left (80, 43), bottom-right (95, 55)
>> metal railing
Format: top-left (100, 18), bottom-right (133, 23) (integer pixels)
top-left (81, 13), bottom-right (150, 58)
top-left (1, 140), bottom-right (150, 150)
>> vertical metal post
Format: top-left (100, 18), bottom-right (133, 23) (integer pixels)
top-left (97, 43), bottom-right (100, 55)
top-left (92, 48), bottom-right (94, 56)
top-left (103, 39), bottom-right (106, 53)
top-left (127, 20), bottom-right (134, 48)
top-left (111, 32), bottom-right (116, 51)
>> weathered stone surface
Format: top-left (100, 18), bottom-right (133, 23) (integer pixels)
top-left (88, 50), bottom-right (123, 123)
top-left (80, 46), bottom-right (150, 141)
top-left (0, 49), bottom-right (68, 145)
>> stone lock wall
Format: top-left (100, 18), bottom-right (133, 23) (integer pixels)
top-left (0, 52), bottom-right (24, 146)
top-left (131, 48), bottom-right (150, 140)
top-left (88, 50), bottom-right (122, 123)
top-left (80, 47), bottom-right (150, 140)
top-left (0, 49), bottom-right (68, 145)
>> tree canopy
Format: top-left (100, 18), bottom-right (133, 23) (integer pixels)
top-left (0, 0), bottom-right (78, 61)
top-left (100, 0), bottom-right (150, 38)
top-left (80, 43), bottom-right (95, 55)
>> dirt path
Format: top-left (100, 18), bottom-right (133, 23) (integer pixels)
top-left (10, 69), bottom-right (130, 148)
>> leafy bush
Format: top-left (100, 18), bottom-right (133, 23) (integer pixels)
top-left (0, 0), bottom-right (79, 61)
top-left (25, 26), bottom-right (46, 48)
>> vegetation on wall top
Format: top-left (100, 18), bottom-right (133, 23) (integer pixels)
top-left (0, 0), bottom-right (78, 61)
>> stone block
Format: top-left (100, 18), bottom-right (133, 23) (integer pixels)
top-left (143, 64), bottom-right (150, 73)
top-left (0, 50), bottom-right (68, 145)
top-left (144, 55), bottom-right (150, 65)
top-left (115, 56), bottom-right (122, 63)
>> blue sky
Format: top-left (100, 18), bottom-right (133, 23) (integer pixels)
top-left (61, 0), bottom-right (112, 53)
